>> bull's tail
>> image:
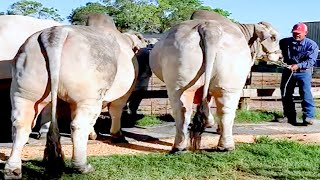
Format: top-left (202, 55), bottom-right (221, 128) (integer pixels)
top-left (190, 22), bottom-right (222, 151)
top-left (40, 27), bottom-right (69, 176)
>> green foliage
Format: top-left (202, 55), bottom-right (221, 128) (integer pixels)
top-left (67, 2), bottom-right (110, 25)
top-left (68, 0), bottom-right (233, 33)
top-left (135, 115), bottom-right (163, 126)
top-left (18, 137), bottom-right (320, 179)
top-left (6, 0), bottom-right (63, 21)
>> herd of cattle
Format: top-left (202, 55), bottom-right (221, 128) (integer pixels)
top-left (1, 11), bottom-right (282, 179)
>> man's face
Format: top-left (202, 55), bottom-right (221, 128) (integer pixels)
top-left (292, 31), bottom-right (307, 41)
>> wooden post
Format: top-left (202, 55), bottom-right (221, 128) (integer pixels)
top-left (238, 97), bottom-right (250, 110)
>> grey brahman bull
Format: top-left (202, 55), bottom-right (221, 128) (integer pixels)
top-left (149, 10), bottom-right (282, 153)
top-left (4, 15), bottom-right (142, 179)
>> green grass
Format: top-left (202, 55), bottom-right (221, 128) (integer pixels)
top-left (135, 115), bottom-right (163, 127)
top-left (296, 108), bottom-right (320, 120)
top-left (136, 108), bottom-right (320, 126)
top-left (313, 108), bottom-right (320, 119)
top-left (234, 109), bottom-right (282, 123)
top-left (8, 137), bottom-right (320, 180)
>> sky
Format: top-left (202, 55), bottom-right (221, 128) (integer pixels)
top-left (0, 0), bottom-right (319, 38)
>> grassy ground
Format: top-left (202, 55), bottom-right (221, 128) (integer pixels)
top-left (4, 137), bottom-right (320, 180)
top-left (135, 110), bottom-right (283, 127)
top-left (135, 108), bottom-right (320, 127)
top-left (135, 115), bottom-right (163, 127)
top-left (234, 109), bottom-right (282, 123)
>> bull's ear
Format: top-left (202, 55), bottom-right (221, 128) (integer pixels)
top-left (254, 22), bottom-right (271, 41)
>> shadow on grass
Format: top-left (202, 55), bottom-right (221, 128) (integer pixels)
top-left (95, 112), bottom-right (175, 134)
top-left (0, 159), bottom-right (100, 179)
top-left (0, 159), bottom-right (64, 180)
top-left (96, 131), bottom-right (172, 153)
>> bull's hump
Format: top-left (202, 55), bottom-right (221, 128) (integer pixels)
top-left (168, 20), bottom-right (241, 41)
top-left (41, 25), bottom-right (121, 71)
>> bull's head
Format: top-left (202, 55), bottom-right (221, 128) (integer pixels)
top-left (253, 22), bottom-right (282, 62)
top-left (123, 31), bottom-right (148, 53)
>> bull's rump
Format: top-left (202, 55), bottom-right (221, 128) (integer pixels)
top-left (151, 20), bottom-right (252, 90)
top-left (12, 25), bottom-right (127, 103)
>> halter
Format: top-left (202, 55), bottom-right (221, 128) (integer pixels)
top-left (250, 34), bottom-right (282, 61)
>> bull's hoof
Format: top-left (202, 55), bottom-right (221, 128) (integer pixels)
top-left (216, 127), bottom-right (222, 135)
top-left (73, 164), bottom-right (95, 174)
top-left (29, 132), bottom-right (42, 139)
top-left (88, 132), bottom-right (97, 140)
top-left (110, 134), bottom-right (128, 143)
top-left (4, 168), bottom-right (22, 179)
top-left (216, 146), bottom-right (235, 152)
top-left (169, 148), bottom-right (189, 154)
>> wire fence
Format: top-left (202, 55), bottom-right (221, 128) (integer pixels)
top-left (131, 63), bottom-right (320, 115)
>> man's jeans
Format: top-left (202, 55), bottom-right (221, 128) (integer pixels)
top-left (280, 69), bottom-right (315, 121)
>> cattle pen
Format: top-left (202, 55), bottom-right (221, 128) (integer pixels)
top-left (128, 64), bottom-right (320, 115)
top-left (1, 54), bottom-right (320, 143)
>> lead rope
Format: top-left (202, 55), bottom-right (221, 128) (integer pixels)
top-left (269, 45), bottom-right (294, 97)
top-left (282, 71), bottom-right (294, 97)
top-left (268, 61), bottom-right (293, 97)
top-left (283, 45), bottom-right (294, 97)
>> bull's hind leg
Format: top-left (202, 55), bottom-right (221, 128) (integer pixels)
top-left (168, 90), bottom-right (194, 153)
top-left (70, 101), bottom-right (101, 173)
top-left (5, 97), bottom-right (47, 179)
top-left (213, 88), bottom-right (242, 151)
top-left (108, 91), bottom-right (132, 143)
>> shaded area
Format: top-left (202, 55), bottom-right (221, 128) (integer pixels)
top-left (98, 136), bottom-right (171, 153)
top-left (0, 79), bottom-right (12, 143)
top-left (94, 111), bottom-right (175, 135)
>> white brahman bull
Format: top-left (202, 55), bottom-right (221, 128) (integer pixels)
top-left (0, 15), bottom-right (62, 139)
top-left (149, 10), bottom-right (282, 153)
top-left (4, 16), bottom-right (141, 179)
top-left (0, 15), bottom-right (61, 78)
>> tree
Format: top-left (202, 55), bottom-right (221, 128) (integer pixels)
top-left (68, 0), bottom-right (232, 33)
top-left (67, 2), bottom-right (110, 25)
top-left (7, 0), bottom-right (63, 22)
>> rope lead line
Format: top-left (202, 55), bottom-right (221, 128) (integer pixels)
top-left (266, 61), bottom-right (293, 97)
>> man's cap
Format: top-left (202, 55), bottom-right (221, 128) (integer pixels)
top-left (292, 23), bottom-right (308, 33)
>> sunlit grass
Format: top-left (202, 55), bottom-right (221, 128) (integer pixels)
top-left (135, 115), bottom-right (163, 127)
top-left (11, 137), bottom-right (320, 180)
top-left (234, 109), bottom-right (282, 123)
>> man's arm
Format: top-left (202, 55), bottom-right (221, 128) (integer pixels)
top-left (298, 42), bottom-right (319, 69)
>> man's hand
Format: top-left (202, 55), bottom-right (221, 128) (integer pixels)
top-left (289, 64), bottom-right (299, 71)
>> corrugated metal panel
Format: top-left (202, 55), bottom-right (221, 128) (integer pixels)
top-left (304, 21), bottom-right (320, 66)
top-left (305, 21), bottom-right (320, 46)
